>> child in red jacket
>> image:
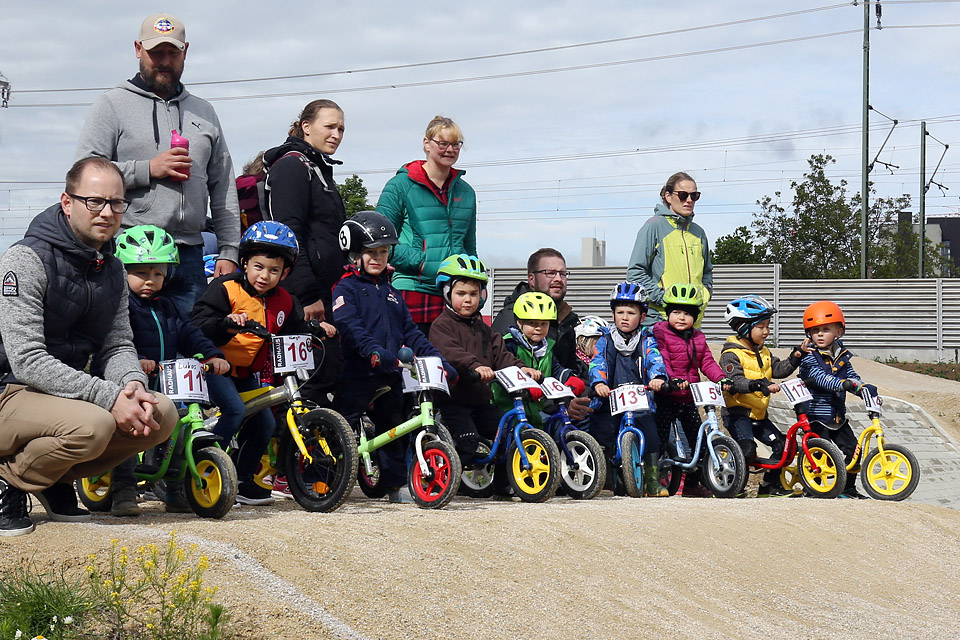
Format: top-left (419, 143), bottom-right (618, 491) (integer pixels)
top-left (652, 284), bottom-right (729, 497)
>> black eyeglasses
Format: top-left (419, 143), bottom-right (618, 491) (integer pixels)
top-left (68, 194), bottom-right (130, 214)
top-left (431, 139), bottom-right (463, 151)
top-left (671, 190), bottom-right (701, 202)
top-left (533, 269), bottom-right (570, 279)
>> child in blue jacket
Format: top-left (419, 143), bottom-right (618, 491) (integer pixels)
top-left (798, 301), bottom-right (868, 499)
top-left (111, 225), bottom-right (231, 516)
top-left (332, 212), bottom-right (455, 503)
top-left (589, 282), bottom-right (667, 496)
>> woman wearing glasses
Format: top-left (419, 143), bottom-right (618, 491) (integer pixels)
top-left (376, 115), bottom-right (477, 332)
top-left (626, 171), bottom-right (713, 326)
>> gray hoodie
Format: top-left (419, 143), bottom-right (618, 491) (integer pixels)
top-left (76, 80), bottom-right (240, 263)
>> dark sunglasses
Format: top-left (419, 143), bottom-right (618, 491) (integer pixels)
top-left (672, 190), bottom-right (701, 202)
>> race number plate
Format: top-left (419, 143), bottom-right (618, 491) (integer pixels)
top-left (413, 356), bottom-right (450, 395)
top-left (540, 376), bottom-right (575, 400)
top-left (860, 388), bottom-right (883, 413)
top-left (159, 358), bottom-right (209, 403)
top-left (780, 378), bottom-right (813, 405)
top-left (272, 334), bottom-right (315, 373)
top-left (494, 366), bottom-right (541, 392)
top-left (690, 381), bottom-right (723, 407)
top-left (609, 383), bottom-right (649, 415)
top-left (401, 367), bottom-right (422, 394)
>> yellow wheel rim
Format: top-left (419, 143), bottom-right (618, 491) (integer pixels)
top-left (865, 450), bottom-right (913, 496)
top-left (254, 452), bottom-right (275, 490)
top-left (780, 463), bottom-right (801, 493)
top-left (81, 476), bottom-right (111, 504)
top-left (190, 459), bottom-right (223, 509)
top-left (801, 447), bottom-right (841, 494)
top-left (511, 438), bottom-right (551, 495)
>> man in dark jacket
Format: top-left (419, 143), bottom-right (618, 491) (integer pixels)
top-left (0, 158), bottom-right (178, 536)
top-left (491, 248), bottom-right (592, 420)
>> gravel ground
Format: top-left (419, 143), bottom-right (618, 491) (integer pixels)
top-left (3, 357), bottom-right (960, 639)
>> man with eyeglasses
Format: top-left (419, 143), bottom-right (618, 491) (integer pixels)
top-left (492, 248), bottom-right (593, 420)
top-left (76, 13), bottom-right (240, 317)
top-left (627, 171), bottom-right (713, 327)
top-left (0, 157), bottom-right (178, 536)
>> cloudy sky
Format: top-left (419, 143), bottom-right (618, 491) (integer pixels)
top-left (2, 1), bottom-right (959, 265)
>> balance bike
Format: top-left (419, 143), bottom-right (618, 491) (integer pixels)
top-left (758, 378), bottom-right (847, 498)
top-left (353, 349), bottom-right (461, 509)
top-left (459, 366), bottom-right (561, 502)
top-left (659, 381), bottom-right (746, 498)
top-left (540, 377), bottom-right (606, 500)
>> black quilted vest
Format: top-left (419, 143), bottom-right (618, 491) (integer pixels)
top-left (0, 204), bottom-right (125, 378)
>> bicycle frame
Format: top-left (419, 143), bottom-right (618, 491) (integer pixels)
top-left (612, 410), bottom-right (647, 466)
top-left (659, 404), bottom-right (726, 472)
top-left (543, 404), bottom-right (578, 463)
top-left (356, 387), bottom-right (438, 479)
top-left (473, 396), bottom-right (535, 471)
top-left (846, 410), bottom-right (884, 474)
top-left (751, 407), bottom-right (828, 474)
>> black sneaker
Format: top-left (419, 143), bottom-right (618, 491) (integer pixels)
top-left (756, 483), bottom-right (796, 498)
top-left (235, 481), bottom-right (275, 506)
top-left (840, 486), bottom-right (870, 500)
top-left (165, 481), bottom-right (193, 514)
top-left (34, 482), bottom-right (91, 522)
top-left (0, 477), bottom-right (35, 536)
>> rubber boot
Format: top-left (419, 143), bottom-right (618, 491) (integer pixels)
top-left (110, 456), bottom-right (141, 517)
top-left (643, 454), bottom-right (668, 497)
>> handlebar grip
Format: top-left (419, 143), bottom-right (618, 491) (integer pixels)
top-left (397, 347), bottom-right (415, 365)
top-left (464, 370), bottom-right (482, 383)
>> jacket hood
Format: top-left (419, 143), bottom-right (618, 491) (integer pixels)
top-left (119, 77), bottom-right (189, 102)
top-left (722, 335), bottom-right (757, 353)
top-left (24, 203), bottom-right (113, 261)
top-left (654, 202), bottom-right (696, 224)
top-left (400, 159), bottom-right (464, 185)
top-left (263, 136), bottom-right (342, 168)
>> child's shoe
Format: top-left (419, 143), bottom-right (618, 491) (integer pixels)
top-left (165, 482), bottom-right (193, 513)
top-left (110, 482), bottom-right (141, 517)
top-left (642, 455), bottom-right (668, 497)
top-left (271, 475), bottom-right (292, 499)
top-left (388, 486), bottom-right (414, 504)
top-left (840, 485), bottom-right (869, 499)
top-left (682, 483), bottom-right (713, 498)
top-left (236, 481), bottom-right (275, 506)
top-left (756, 482), bottom-right (795, 497)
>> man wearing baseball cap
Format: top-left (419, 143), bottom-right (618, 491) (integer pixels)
top-left (76, 13), bottom-right (241, 317)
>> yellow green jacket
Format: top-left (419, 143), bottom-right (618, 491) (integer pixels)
top-left (719, 335), bottom-right (799, 420)
top-left (627, 203), bottom-right (713, 324)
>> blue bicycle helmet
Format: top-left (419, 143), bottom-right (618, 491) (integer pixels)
top-left (609, 281), bottom-right (649, 311)
top-left (240, 220), bottom-right (299, 266)
top-left (724, 295), bottom-right (777, 338)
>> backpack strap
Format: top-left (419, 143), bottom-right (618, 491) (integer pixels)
top-left (263, 150), bottom-right (331, 220)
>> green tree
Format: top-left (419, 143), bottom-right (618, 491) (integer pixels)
top-left (337, 174), bottom-right (374, 217)
top-left (711, 225), bottom-right (765, 264)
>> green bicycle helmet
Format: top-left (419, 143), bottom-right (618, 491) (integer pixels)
top-left (115, 225), bottom-right (180, 265)
top-left (436, 253), bottom-right (488, 297)
top-left (513, 291), bottom-right (557, 321)
top-left (663, 283), bottom-right (704, 319)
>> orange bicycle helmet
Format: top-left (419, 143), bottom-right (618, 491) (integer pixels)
top-left (803, 301), bottom-right (845, 330)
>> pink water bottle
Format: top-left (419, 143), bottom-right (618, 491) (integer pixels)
top-left (170, 129), bottom-right (190, 181)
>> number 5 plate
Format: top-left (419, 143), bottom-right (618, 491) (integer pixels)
top-left (690, 381), bottom-right (723, 407)
top-left (159, 358), bottom-right (209, 403)
top-left (272, 334), bottom-right (315, 373)
top-left (609, 383), bottom-right (649, 415)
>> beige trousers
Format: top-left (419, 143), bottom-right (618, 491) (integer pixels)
top-left (0, 384), bottom-right (177, 492)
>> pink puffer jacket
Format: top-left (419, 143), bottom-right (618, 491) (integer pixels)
top-left (652, 320), bottom-right (725, 403)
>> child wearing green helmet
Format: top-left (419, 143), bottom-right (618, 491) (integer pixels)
top-left (429, 254), bottom-right (541, 495)
top-left (109, 225), bottom-right (232, 516)
top-left (493, 291), bottom-right (586, 427)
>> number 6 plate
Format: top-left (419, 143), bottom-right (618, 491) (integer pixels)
top-left (609, 383), bottom-right (649, 415)
top-left (540, 377), bottom-right (575, 400)
top-left (272, 334), bottom-right (315, 373)
top-left (159, 358), bottom-right (209, 403)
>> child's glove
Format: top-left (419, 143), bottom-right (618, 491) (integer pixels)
top-left (564, 376), bottom-right (586, 396)
top-left (370, 349), bottom-right (398, 369)
top-left (528, 387), bottom-right (544, 402)
top-left (442, 362), bottom-right (459, 385)
top-left (748, 379), bottom-right (768, 394)
top-left (841, 379), bottom-right (865, 393)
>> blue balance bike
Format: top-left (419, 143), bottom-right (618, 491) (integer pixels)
top-left (540, 377), bottom-right (606, 500)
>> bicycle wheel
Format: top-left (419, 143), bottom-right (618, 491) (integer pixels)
top-left (185, 447), bottom-right (238, 519)
top-left (860, 444), bottom-right (920, 501)
top-left (620, 431), bottom-right (644, 498)
top-left (660, 443), bottom-right (683, 497)
top-left (508, 429), bottom-right (561, 503)
top-left (560, 430), bottom-right (605, 500)
top-left (409, 440), bottom-right (462, 509)
top-left (75, 476), bottom-right (113, 512)
top-left (798, 438), bottom-right (846, 499)
top-left (284, 408), bottom-right (359, 512)
top-left (426, 416), bottom-right (456, 448)
top-left (701, 435), bottom-right (746, 499)
top-left (460, 439), bottom-right (495, 498)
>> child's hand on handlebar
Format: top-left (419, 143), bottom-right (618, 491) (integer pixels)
top-left (648, 378), bottom-right (666, 392)
top-left (226, 313), bottom-right (248, 333)
top-left (318, 321), bottom-right (337, 338)
top-left (139, 358), bottom-right (156, 375)
top-left (521, 367), bottom-right (542, 381)
top-left (475, 366), bottom-right (495, 382)
top-left (594, 382), bottom-right (611, 398)
top-left (206, 357), bottom-right (231, 376)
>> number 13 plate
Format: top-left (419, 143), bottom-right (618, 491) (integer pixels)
top-left (609, 383), bottom-right (649, 415)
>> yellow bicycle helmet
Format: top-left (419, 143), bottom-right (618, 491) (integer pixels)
top-left (513, 291), bottom-right (557, 321)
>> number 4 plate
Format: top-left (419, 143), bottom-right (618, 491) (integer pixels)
top-left (609, 383), bottom-right (649, 415)
top-left (159, 358), bottom-right (209, 403)
top-left (689, 381), bottom-right (723, 407)
top-left (272, 334), bottom-right (314, 373)
top-left (494, 366), bottom-right (541, 392)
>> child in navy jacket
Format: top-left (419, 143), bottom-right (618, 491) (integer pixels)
top-left (332, 212), bottom-right (454, 503)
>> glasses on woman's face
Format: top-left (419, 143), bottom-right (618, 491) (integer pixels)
top-left (671, 190), bottom-right (701, 202)
top-left (431, 139), bottom-right (463, 151)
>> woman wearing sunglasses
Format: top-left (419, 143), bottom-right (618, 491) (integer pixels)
top-left (626, 171), bottom-right (713, 327)
top-left (376, 115), bottom-right (477, 333)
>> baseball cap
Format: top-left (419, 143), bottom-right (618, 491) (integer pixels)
top-left (138, 13), bottom-right (186, 51)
